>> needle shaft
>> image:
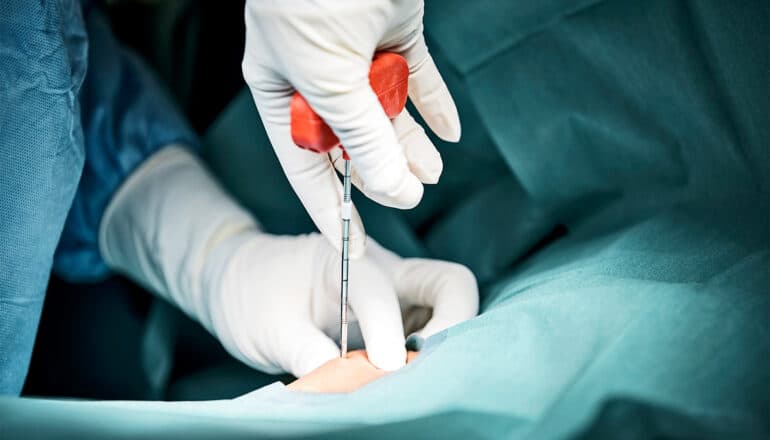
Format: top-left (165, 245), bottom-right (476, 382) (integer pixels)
top-left (340, 159), bottom-right (352, 357)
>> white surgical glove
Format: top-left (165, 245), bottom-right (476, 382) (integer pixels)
top-left (100, 146), bottom-right (477, 377)
top-left (242, 0), bottom-right (461, 257)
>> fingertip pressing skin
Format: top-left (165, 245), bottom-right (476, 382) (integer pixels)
top-left (367, 343), bottom-right (408, 372)
top-left (287, 350), bottom-right (419, 393)
top-left (348, 260), bottom-right (408, 371)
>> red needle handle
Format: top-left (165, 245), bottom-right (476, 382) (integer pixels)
top-left (290, 52), bottom-right (409, 160)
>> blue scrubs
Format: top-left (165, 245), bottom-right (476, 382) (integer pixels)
top-left (0, 0), bottom-right (198, 394)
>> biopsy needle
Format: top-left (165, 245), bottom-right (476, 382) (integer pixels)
top-left (339, 157), bottom-right (352, 357)
top-left (288, 52), bottom-right (410, 357)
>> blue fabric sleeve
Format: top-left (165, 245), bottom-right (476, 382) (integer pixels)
top-left (0, 0), bottom-right (87, 395)
top-left (53, 4), bottom-right (200, 282)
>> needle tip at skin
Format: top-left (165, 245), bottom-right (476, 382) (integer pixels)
top-left (288, 350), bottom-right (419, 393)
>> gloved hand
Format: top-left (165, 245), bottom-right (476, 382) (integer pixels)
top-left (242, 0), bottom-right (461, 257)
top-left (100, 146), bottom-right (478, 377)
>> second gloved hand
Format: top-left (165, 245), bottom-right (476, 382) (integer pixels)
top-left (100, 146), bottom-right (478, 377)
top-left (205, 230), bottom-right (478, 376)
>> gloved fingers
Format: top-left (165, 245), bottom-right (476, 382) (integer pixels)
top-left (297, 71), bottom-right (424, 211)
top-left (246, 76), bottom-right (366, 258)
top-left (392, 109), bottom-right (443, 184)
top-left (329, 147), bottom-right (405, 210)
top-left (398, 33), bottom-right (461, 142)
top-left (330, 109), bottom-right (442, 199)
top-left (347, 259), bottom-right (407, 371)
top-left (354, 236), bottom-right (476, 337)
top-left (393, 259), bottom-right (479, 339)
top-left (361, 237), bottom-right (403, 275)
top-left (276, 323), bottom-right (341, 378)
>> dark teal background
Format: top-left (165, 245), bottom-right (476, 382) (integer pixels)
top-left (7, 0), bottom-right (769, 438)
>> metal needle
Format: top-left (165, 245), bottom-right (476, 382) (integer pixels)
top-left (339, 158), bottom-right (352, 357)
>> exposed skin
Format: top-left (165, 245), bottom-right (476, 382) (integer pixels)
top-left (288, 350), bottom-right (419, 393)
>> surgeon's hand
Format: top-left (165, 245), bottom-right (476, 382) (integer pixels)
top-left (100, 146), bottom-right (477, 378)
top-left (242, 0), bottom-right (461, 257)
top-left (204, 229), bottom-right (477, 377)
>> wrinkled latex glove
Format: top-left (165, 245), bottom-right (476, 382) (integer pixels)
top-left (100, 146), bottom-right (477, 377)
top-left (242, 0), bottom-right (461, 258)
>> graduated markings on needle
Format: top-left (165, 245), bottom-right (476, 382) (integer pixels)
top-left (340, 157), bottom-right (352, 358)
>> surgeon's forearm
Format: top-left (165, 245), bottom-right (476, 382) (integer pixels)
top-left (98, 145), bottom-right (258, 334)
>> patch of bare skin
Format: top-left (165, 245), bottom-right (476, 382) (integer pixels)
top-left (287, 350), bottom-right (419, 393)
